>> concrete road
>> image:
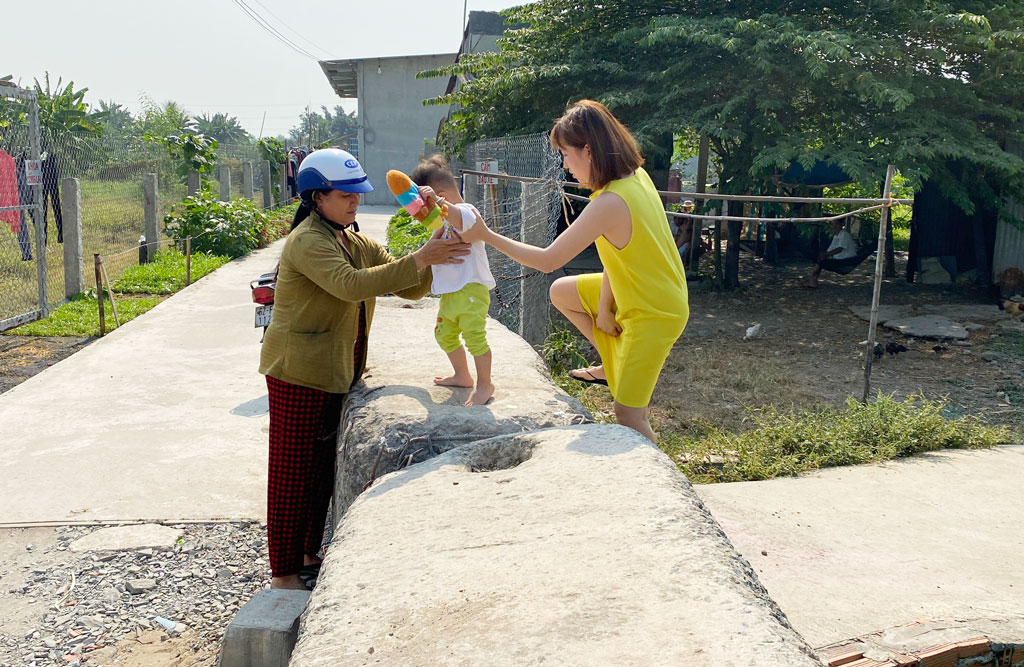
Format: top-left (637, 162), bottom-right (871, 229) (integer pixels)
top-left (0, 205), bottom-right (396, 526)
top-left (695, 445), bottom-right (1024, 648)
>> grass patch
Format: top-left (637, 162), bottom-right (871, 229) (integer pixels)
top-left (8, 292), bottom-right (164, 337)
top-left (988, 331), bottom-right (1024, 361)
top-left (659, 394), bottom-right (1008, 484)
top-left (113, 250), bottom-right (230, 294)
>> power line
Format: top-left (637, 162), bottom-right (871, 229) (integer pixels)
top-left (229, 0), bottom-right (319, 61)
top-left (248, 0), bottom-right (333, 59)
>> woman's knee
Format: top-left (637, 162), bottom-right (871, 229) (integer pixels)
top-left (549, 276), bottom-right (581, 312)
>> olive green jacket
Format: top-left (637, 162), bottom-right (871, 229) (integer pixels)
top-left (259, 211), bottom-right (432, 393)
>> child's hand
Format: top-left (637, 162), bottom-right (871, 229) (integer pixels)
top-left (596, 307), bottom-right (622, 337)
top-left (417, 185), bottom-right (438, 205)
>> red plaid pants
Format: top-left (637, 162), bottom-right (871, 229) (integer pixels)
top-left (266, 375), bottom-right (345, 578)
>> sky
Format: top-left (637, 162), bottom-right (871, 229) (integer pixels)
top-left (4, 0), bottom-right (524, 139)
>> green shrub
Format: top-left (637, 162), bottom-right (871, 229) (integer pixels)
top-left (113, 250), bottom-right (230, 294)
top-left (164, 187), bottom-right (267, 258)
top-left (661, 393), bottom-right (1009, 484)
top-left (386, 208), bottom-right (430, 258)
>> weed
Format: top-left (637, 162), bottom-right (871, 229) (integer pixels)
top-left (8, 292), bottom-right (164, 337)
top-left (661, 393), bottom-right (1008, 484)
top-left (112, 250), bottom-right (229, 294)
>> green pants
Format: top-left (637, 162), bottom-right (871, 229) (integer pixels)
top-left (435, 282), bottom-right (490, 357)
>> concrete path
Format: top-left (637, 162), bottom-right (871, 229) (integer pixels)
top-left (695, 445), bottom-right (1024, 649)
top-left (0, 205), bottom-right (396, 526)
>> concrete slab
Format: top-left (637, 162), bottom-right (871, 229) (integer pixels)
top-left (695, 446), bottom-right (1024, 648)
top-left (883, 314), bottom-right (969, 339)
top-left (0, 204), bottom-right (393, 526)
top-left (220, 589), bottom-right (310, 667)
top-left (68, 524), bottom-right (182, 552)
top-left (0, 242), bottom-right (283, 525)
top-left (921, 304), bottom-right (1005, 321)
top-left (292, 426), bottom-right (822, 667)
top-left (334, 296), bottom-right (589, 520)
top-left (849, 305), bottom-right (914, 324)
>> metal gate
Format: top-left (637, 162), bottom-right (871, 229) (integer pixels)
top-left (0, 82), bottom-right (48, 332)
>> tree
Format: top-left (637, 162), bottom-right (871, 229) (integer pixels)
top-left (33, 73), bottom-right (107, 158)
top-left (138, 95), bottom-right (191, 141)
top-left (287, 105), bottom-right (357, 147)
top-left (96, 99), bottom-right (137, 141)
top-left (428, 1), bottom-right (1024, 287)
top-left (193, 112), bottom-right (251, 145)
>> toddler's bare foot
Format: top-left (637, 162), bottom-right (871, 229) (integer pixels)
top-left (434, 374), bottom-right (474, 387)
top-left (465, 382), bottom-right (494, 406)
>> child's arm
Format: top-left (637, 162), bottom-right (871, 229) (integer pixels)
top-left (417, 186), bottom-right (465, 231)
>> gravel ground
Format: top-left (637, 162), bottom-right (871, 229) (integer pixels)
top-left (0, 522), bottom-right (269, 666)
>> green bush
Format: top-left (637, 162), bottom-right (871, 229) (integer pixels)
top-left (386, 208), bottom-right (430, 258)
top-left (164, 187), bottom-right (267, 258)
top-left (661, 393), bottom-right (1009, 484)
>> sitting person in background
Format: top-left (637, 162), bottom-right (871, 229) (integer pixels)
top-left (803, 219), bottom-right (861, 288)
top-left (673, 201), bottom-right (709, 268)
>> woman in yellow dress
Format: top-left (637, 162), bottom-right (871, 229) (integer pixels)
top-left (457, 100), bottom-right (689, 442)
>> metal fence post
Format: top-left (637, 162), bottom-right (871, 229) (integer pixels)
top-left (61, 178), bottom-right (85, 298)
top-left (262, 160), bottom-right (273, 208)
top-left (187, 171), bottom-right (201, 196)
top-left (520, 182), bottom-right (550, 347)
top-left (27, 91), bottom-right (48, 316)
top-left (143, 173), bottom-right (160, 263)
top-left (242, 161), bottom-right (254, 201)
top-left (219, 165), bottom-right (231, 201)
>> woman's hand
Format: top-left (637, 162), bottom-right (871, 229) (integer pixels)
top-left (457, 209), bottom-right (491, 244)
top-left (595, 307), bottom-right (622, 337)
top-left (411, 226), bottom-right (471, 270)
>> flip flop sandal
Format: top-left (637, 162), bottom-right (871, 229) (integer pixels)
top-left (570, 368), bottom-right (608, 386)
top-left (299, 563), bottom-right (322, 590)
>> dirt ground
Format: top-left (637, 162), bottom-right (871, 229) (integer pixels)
top-left (574, 251), bottom-right (1024, 437)
top-left (0, 336), bottom-right (90, 395)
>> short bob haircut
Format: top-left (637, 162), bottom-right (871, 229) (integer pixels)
top-left (549, 99), bottom-right (644, 191)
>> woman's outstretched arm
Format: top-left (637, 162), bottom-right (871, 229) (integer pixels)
top-left (461, 192), bottom-right (630, 274)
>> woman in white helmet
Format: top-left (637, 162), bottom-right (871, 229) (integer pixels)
top-left (258, 148), bottom-right (469, 590)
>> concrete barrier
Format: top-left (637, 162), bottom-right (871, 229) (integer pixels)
top-left (332, 296), bottom-right (589, 520)
top-left (292, 425), bottom-right (823, 666)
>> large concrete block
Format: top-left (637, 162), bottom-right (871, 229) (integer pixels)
top-left (333, 296), bottom-right (588, 520)
top-left (293, 425), bottom-right (822, 666)
top-left (220, 589), bottom-right (310, 667)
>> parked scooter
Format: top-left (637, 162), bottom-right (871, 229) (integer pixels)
top-left (251, 272), bottom-right (275, 338)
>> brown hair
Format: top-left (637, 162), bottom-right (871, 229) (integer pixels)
top-left (549, 99), bottom-right (644, 190)
top-left (411, 154), bottom-right (458, 191)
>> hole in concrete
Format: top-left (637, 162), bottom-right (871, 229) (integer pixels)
top-left (464, 437), bottom-right (536, 473)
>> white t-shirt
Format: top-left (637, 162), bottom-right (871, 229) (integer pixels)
top-left (431, 203), bottom-right (496, 295)
top-left (827, 230), bottom-right (857, 260)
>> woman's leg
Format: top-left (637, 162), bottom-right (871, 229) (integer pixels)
top-left (614, 402), bottom-right (656, 443)
top-left (303, 393), bottom-right (345, 567)
top-left (549, 276), bottom-right (597, 349)
top-left (266, 376), bottom-right (332, 590)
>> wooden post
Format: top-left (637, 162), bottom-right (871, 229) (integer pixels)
top-left (862, 164), bottom-right (896, 403)
top-left (94, 254), bottom-right (105, 337)
top-left (99, 256), bottom-right (121, 328)
top-left (688, 134), bottom-right (709, 277)
top-left (186, 236), bottom-right (192, 286)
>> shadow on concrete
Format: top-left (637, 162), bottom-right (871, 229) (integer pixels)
top-left (231, 394), bottom-right (269, 417)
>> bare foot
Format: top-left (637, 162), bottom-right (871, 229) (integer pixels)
top-left (465, 382), bottom-right (494, 406)
top-left (434, 374), bottom-right (474, 387)
top-left (270, 575), bottom-right (309, 590)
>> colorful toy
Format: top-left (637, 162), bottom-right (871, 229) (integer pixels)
top-left (386, 169), bottom-right (448, 231)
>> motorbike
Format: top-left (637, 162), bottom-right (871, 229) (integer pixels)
top-left (251, 272), bottom-right (276, 336)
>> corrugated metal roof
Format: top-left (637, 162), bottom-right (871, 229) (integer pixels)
top-left (993, 141), bottom-right (1024, 278)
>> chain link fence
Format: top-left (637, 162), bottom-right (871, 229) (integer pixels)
top-left (1, 83), bottom-right (285, 332)
top-left (455, 133), bottom-right (564, 343)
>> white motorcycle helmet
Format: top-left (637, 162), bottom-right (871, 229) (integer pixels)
top-left (296, 148), bottom-right (373, 195)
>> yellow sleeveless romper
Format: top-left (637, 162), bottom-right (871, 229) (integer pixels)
top-left (576, 168), bottom-right (689, 407)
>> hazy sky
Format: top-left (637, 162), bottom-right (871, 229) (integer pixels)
top-left (5, 0), bottom-right (523, 138)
